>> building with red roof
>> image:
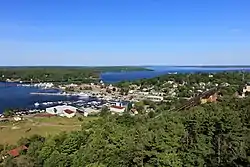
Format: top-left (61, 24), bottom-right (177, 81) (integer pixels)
top-left (8, 145), bottom-right (28, 157)
top-left (110, 105), bottom-right (126, 113)
top-left (64, 109), bottom-right (75, 114)
top-left (110, 105), bottom-right (125, 109)
top-left (63, 109), bottom-right (76, 118)
top-left (45, 105), bottom-right (77, 118)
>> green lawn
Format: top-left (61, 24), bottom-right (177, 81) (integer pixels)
top-left (0, 116), bottom-right (98, 145)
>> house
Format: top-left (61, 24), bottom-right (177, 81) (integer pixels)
top-left (239, 83), bottom-right (250, 98)
top-left (67, 83), bottom-right (78, 87)
top-left (146, 95), bottom-right (164, 102)
top-left (130, 109), bottom-right (139, 116)
top-left (46, 105), bottom-right (78, 118)
top-left (84, 108), bottom-right (100, 115)
top-left (110, 106), bottom-right (126, 114)
top-left (7, 145), bottom-right (28, 157)
top-left (176, 87), bottom-right (220, 111)
top-left (83, 112), bottom-right (89, 117)
top-left (128, 90), bottom-right (135, 94)
top-left (13, 116), bottom-right (22, 122)
top-left (243, 85), bottom-right (250, 92)
top-left (200, 93), bottom-right (218, 104)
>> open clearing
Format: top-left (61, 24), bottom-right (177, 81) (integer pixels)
top-left (0, 116), bottom-right (98, 145)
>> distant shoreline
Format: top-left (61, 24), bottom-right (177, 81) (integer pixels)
top-left (145, 65), bottom-right (250, 68)
top-left (169, 66), bottom-right (250, 68)
top-left (1, 65), bottom-right (250, 68)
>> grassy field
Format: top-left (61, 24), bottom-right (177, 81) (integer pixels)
top-left (0, 116), bottom-right (98, 145)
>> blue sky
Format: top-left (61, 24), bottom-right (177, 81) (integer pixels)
top-left (0, 0), bottom-right (250, 66)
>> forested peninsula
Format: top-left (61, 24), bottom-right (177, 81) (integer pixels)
top-left (0, 66), bottom-right (150, 83)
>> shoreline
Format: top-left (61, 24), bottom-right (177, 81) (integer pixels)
top-left (30, 92), bottom-right (70, 96)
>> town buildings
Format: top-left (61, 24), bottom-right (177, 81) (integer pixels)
top-left (146, 95), bottom-right (164, 102)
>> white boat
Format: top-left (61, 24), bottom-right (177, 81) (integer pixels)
top-left (34, 102), bottom-right (40, 107)
top-left (78, 92), bottom-right (89, 99)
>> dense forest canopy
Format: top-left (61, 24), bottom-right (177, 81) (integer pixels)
top-left (1, 97), bottom-right (250, 166)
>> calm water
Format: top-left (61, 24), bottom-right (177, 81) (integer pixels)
top-left (1, 66), bottom-right (250, 113)
top-left (100, 66), bottom-right (250, 83)
top-left (0, 82), bottom-right (77, 113)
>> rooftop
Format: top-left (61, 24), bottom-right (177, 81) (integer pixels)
top-left (64, 109), bottom-right (75, 114)
top-left (110, 105), bottom-right (125, 109)
top-left (8, 145), bottom-right (28, 157)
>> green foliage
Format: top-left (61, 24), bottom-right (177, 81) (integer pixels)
top-left (0, 144), bottom-right (4, 153)
top-left (134, 101), bottom-right (145, 114)
top-left (127, 102), bottom-right (133, 112)
top-left (3, 109), bottom-right (14, 117)
top-left (18, 135), bottom-right (45, 146)
top-left (2, 155), bottom-right (34, 167)
top-left (5, 91), bottom-right (250, 166)
top-left (43, 151), bottom-right (71, 167)
top-left (100, 106), bottom-right (110, 117)
top-left (77, 117), bottom-right (83, 122)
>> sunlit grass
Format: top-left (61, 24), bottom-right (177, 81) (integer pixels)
top-left (0, 116), bottom-right (99, 145)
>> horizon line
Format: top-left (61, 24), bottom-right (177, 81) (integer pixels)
top-left (0, 65), bottom-right (250, 67)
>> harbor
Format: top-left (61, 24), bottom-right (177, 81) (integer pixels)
top-left (2, 66), bottom-right (249, 114)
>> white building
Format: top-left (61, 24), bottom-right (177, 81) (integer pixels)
top-left (13, 116), bottom-right (22, 122)
top-left (46, 105), bottom-right (78, 118)
top-left (110, 106), bottom-right (126, 114)
top-left (146, 95), bottom-right (164, 102)
top-left (64, 83), bottom-right (78, 88)
top-left (83, 112), bottom-right (89, 117)
top-left (128, 90), bottom-right (135, 94)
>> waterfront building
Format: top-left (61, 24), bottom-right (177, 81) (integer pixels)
top-left (110, 105), bottom-right (126, 114)
top-left (45, 105), bottom-right (78, 118)
top-left (145, 95), bottom-right (164, 102)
